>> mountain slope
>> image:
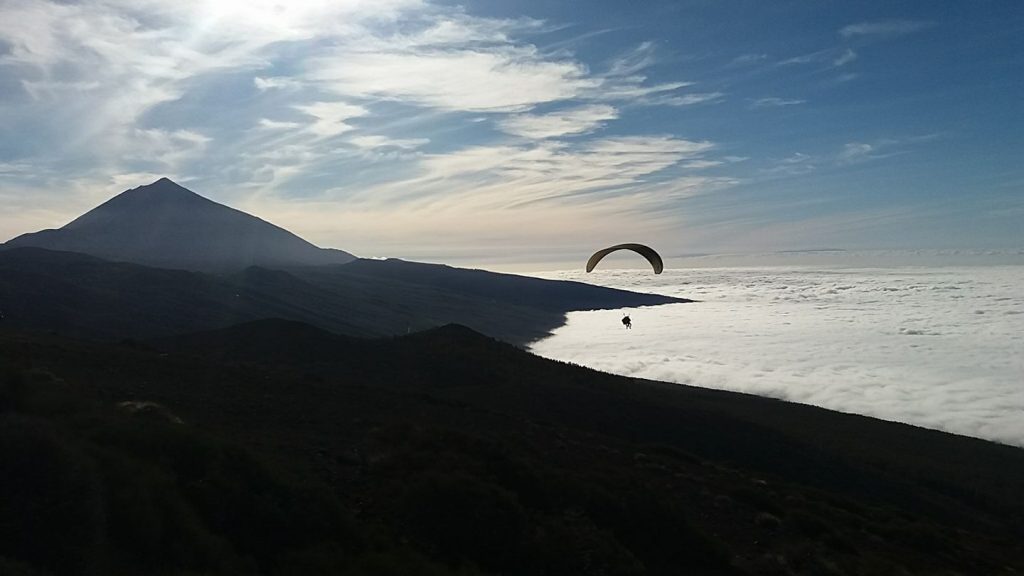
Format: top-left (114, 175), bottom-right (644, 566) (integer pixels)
top-left (5, 178), bottom-right (354, 271)
top-left (0, 247), bottom-right (685, 344)
top-left (0, 248), bottom-right (374, 340)
top-left (296, 257), bottom-right (680, 313)
top-left (2, 322), bottom-right (1021, 574)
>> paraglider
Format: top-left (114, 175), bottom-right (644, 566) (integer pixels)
top-left (585, 244), bottom-right (663, 330)
top-left (586, 243), bottom-right (664, 274)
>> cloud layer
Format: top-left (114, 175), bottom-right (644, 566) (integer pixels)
top-left (531, 264), bottom-right (1024, 447)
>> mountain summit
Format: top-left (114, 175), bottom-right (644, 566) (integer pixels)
top-left (6, 178), bottom-right (355, 271)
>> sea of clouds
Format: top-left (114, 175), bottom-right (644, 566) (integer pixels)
top-left (529, 262), bottom-right (1024, 447)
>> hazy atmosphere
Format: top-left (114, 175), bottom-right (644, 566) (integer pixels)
top-left (2, 0), bottom-right (1022, 266)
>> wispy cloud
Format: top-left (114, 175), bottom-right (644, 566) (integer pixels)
top-left (750, 97), bottom-right (806, 109)
top-left (762, 152), bottom-right (816, 176)
top-left (646, 92), bottom-right (725, 107)
top-left (837, 142), bottom-right (883, 164)
top-left (307, 46), bottom-right (597, 112)
top-left (498, 105), bottom-right (618, 139)
top-left (294, 101), bottom-right (369, 138)
top-left (837, 134), bottom-right (939, 165)
top-left (729, 53), bottom-right (768, 67)
top-left (606, 41), bottom-right (658, 76)
top-left (836, 140), bottom-right (907, 165)
top-left (254, 77), bottom-right (303, 92)
top-left (682, 159), bottom-right (724, 169)
top-left (840, 19), bottom-right (933, 39)
top-left (833, 48), bottom-right (857, 67)
top-left (779, 49), bottom-right (833, 66)
top-left (258, 118), bottom-right (303, 131)
top-left (781, 47), bottom-right (857, 70)
top-left (348, 135), bottom-right (430, 150)
top-left (359, 135), bottom-right (723, 210)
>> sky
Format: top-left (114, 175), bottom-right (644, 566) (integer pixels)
top-left (1, 0), bottom-right (1021, 268)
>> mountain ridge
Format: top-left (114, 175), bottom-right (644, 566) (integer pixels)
top-left (0, 246), bottom-right (685, 345)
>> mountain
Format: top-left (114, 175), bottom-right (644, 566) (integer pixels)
top-left (5, 177), bottom-right (355, 272)
top-left (2, 321), bottom-right (1022, 574)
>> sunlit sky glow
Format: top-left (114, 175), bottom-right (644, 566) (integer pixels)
top-left (1, 0), bottom-right (1021, 267)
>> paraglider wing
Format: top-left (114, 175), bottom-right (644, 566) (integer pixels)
top-left (586, 243), bottom-right (664, 274)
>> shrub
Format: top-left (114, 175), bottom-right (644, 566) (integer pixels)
top-left (0, 415), bottom-right (106, 575)
top-left (399, 471), bottom-right (528, 572)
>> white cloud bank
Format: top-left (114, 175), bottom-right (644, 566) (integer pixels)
top-left (531, 265), bottom-right (1024, 447)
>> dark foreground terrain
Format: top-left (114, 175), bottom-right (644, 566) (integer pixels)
top-left (1, 320), bottom-right (1022, 575)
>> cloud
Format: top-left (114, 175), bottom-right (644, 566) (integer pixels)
top-left (587, 80), bottom-right (693, 102)
top-left (320, 134), bottom-right (732, 248)
top-left (837, 142), bottom-right (878, 164)
top-left (839, 20), bottom-right (933, 39)
top-left (348, 135), bottom-right (429, 150)
top-left (833, 48), bottom-right (857, 67)
top-left (254, 77), bottom-right (303, 91)
top-left (258, 118), bottom-right (303, 130)
top-left (834, 134), bottom-right (939, 165)
top-left (779, 49), bottom-right (833, 66)
top-left (383, 135), bottom-right (720, 206)
top-left (531, 266), bottom-right (1024, 447)
top-left (646, 92), bottom-right (725, 107)
top-left (308, 46), bottom-right (598, 112)
top-left (606, 41), bottom-right (657, 76)
top-left (498, 104), bottom-right (618, 139)
top-left (779, 47), bottom-right (859, 71)
top-left (682, 160), bottom-right (724, 169)
top-left (294, 101), bottom-right (368, 138)
top-left (729, 53), bottom-right (768, 67)
top-left (584, 42), bottom-right (716, 106)
top-left (750, 97), bottom-right (806, 108)
top-left (762, 152), bottom-right (816, 175)
top-left (0, 162), bottom-right (33, 175)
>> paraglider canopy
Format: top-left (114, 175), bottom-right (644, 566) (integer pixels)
top-left (586, 243), bottom-right (664, 274)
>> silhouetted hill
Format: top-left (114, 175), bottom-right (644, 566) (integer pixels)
top-left (299, 257), bottom-right (681, 312)
top-left (2, 322), bottom-right (1022, 575)
top-left (0, 247), bottom-right (374, 340)
top-left (0, 247), bottom-right (685, 344)
top-left (150, 318), bottom-right (359, 364)
top-left (5, 178), bottom-right (355, 272)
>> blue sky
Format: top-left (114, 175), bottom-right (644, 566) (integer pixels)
top-left (1, 0), bottom-right (1021, 267)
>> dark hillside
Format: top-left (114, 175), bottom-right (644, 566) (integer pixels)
top-left (2, 321), bottom-right (1019, 574)
top-left (305, 258), bottom-right (685, 312)
top-left (159, 320), bottom-right (1024, 534)
top-left (0, 247), bottom-right (685, 344)
top-left (0, 248), bottom-right (374, 340)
